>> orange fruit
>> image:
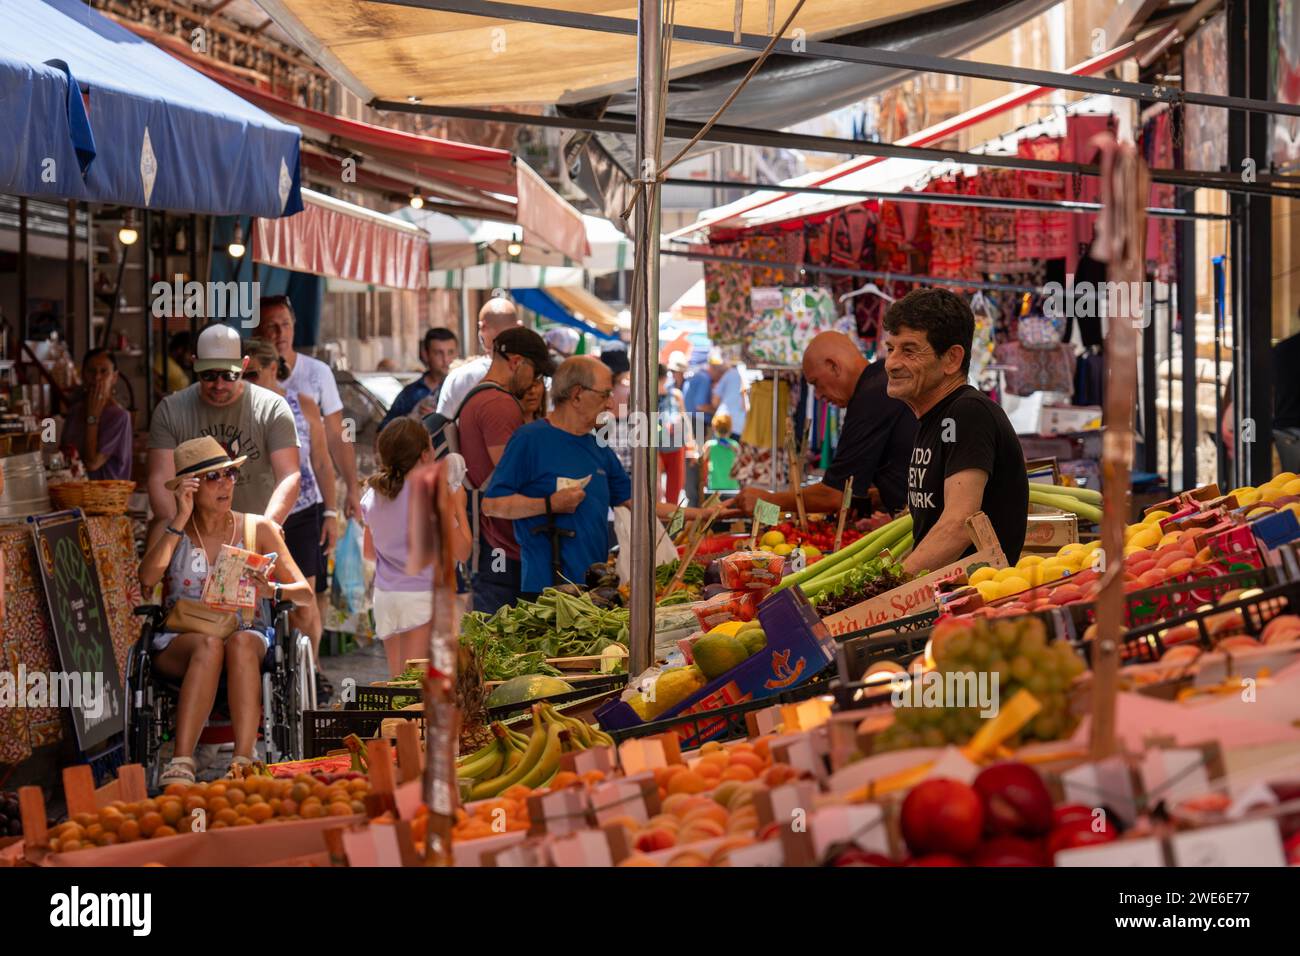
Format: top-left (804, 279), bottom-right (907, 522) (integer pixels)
top-left (138, 811), bottom-right (163, 837)
top-left (118, 819), bottom-right (141, 842)
top-left (550, 771), bottom-right (580, 789)
top-left (153, 825), bottom-right (177, 838)
top-left (215, 807), bottom-right (239, 826)
top-left (300, 802), bottom-right (324, 819)
top-left (752, 738), bottom-right (772, 762)
top-left (163, 782), bottom-right (187, 798)
top-left (720, 764), bottom-right (757, 782)
top-left (207, 782), bottom-right (227, 798)
top-left (695, 762), bottom-right (722, 780)
top-left (234, 816), bottom-right (256, 827)
top-left (727, 752), bottom-right (765, 774)
top-left (666, 770), bottom-right (710, 796)
top-left (159, 800), bottom-right (183, 826)
top-left (247, 803), bottom-right (274, 823)
top-left (681, 803), bottom-right (729, 829)
top-left (225, 788), bottom-right (246, 805)
top-left (328, 802), bottom-right (353, 817)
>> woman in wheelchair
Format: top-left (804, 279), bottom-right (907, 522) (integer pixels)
top-left (140, 436), bottom-right (316, 786)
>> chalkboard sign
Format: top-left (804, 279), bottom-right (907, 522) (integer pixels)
top-left (29, 510), bottom-right (124, 750)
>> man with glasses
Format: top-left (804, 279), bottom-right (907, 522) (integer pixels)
top-left (255, 296), bottom-right (361, 523)
top-left (882, 288), bottom-right (1028, 571)
top-left (733, 330), bottom-right (915, 519)
top-left (456, 327), bottom-right (554, 613)
top-left (147, 323), bottom-right (301, 531)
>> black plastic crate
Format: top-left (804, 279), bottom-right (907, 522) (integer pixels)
top-left (302, 708), bottom-right (420, 758)
top-left (603, 673), bottom-right (835, 750)
top-left (1088, 578), bottom-right (1300, 666)
top-left (352, 674), bottom-right (627, 720)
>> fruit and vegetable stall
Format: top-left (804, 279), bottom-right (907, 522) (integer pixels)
top-left (6, 468), bottom-right (1300, 869)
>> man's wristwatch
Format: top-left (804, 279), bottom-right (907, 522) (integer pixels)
top-left (85, 415), bottom-right (98, 425)
top-left (274, 585), bottom-right (284, 604)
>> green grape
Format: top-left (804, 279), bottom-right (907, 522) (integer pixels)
top-left (1019, 628), bottom-right (1047, 655)
top-left (939, 712), bottom-right (962, 742)
top-left (1026, 673), bottom-right (1050, 697)
top-left (967, 640), bottom-right (992, 666)
top-left (1010, 655), bottom-right (1034, 682)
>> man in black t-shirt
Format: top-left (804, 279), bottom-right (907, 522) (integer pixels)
top-left (883, 289), bottom-right (1028, 570)
top-left (733, 331), bottom-right (915, 517)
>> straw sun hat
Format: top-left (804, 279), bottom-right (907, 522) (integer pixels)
top-left (164, 436), bottom-right (248, 490)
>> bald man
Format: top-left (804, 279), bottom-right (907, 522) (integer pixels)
top-left (435, 297), bottom-right (524, 417)
top-left (734, 330), bottom-right (916, 517)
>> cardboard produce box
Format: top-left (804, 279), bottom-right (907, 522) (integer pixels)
top-left (821, 513), bottom-right (1008, 637)
top-left (1024, 511), bottom-right (1079, 552)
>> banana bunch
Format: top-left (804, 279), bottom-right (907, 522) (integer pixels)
top-left (456, 703), bottom-right (616, 801)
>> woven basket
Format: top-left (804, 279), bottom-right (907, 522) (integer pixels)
top-left (49, 479), bottom-right (137, 515)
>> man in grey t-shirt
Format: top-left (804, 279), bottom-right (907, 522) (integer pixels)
top-left (147, 324), bottom-right (301, 526)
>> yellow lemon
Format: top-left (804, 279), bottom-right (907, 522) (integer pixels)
top-left (974, 581), bottom-right (1001, 602)
top-left (773, 543), bottom-right (793, 556)
top-left (1039, 565), bottom-right (1070, 584)
top-left (969, 566), bottom-right (998, 585)
top-left (1283, 478), bottom-right (1300, 496)
top-left (1057, 542), bottom-right (1086, 557)
top-left (1235, 489), bottom-right (1263, 507)
top-left (708, 621), bottom-right (746, 637)
top-left (1019, 565), bottom-right (1042, 587)
top-left (998, 576), bottom-right (1032, 597)
top-left (1144, 510), bottom-right (1173, 523)
top-left (1084, 539), bottom-right (1104, 552)
top-left (1228, 486), bottom-right (1256, 499)
top-left (1017, 554), bottom-right (1045, 567)
top-left (801, 544), bottom-right (821, 559)
top-left (1128, 525), bottom-right (1161, 550)
top-left (1275, 472), bottom-right (1297, 483)
top-left (1157, 532), bottom-right (1182, 548)
top-left (993, 566), bottom-right (1021, 583)
top-left (760, 530), bottom-right (785, 547)
top-left (1123, 543), bottom-right (1146, 557)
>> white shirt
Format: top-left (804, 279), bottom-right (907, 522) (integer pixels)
top-left (435, 355), bottom-right (491, 417)
top-left (713, 366), bottom-right (747, 436)
top-left (283, 352), bottom-right (343, 417)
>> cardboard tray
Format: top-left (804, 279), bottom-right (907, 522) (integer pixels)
top-left (594, 588), bottom-right (835, 738)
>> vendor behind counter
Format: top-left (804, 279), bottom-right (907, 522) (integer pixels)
top-left (881, 289), bottom-right (1028, 571)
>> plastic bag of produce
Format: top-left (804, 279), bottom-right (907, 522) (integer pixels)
top-left (718, 550), bottom-right (786, 591)
top-left (692, 588), bottom-right (765, 631)
top-left (332, 519), bottom-right (367, 615)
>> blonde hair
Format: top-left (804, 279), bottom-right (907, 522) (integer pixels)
top-left (712, 412), bottom-right (733, 436)
top-left (368, 418), bottom-right (430, 499)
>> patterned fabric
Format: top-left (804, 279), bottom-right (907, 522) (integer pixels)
top-left (1142, 110), bottom-right (1177, 282)
top-left (994, 341), bottom-right (1077, 396)
top-left (747, 234), bottom-right (798, 287)
top-left (1064, 114), bottom-right (1116, 272)
top-left (0, 516), bottom-right (142, 765)
top-left (1016, 136), bottom-right (1071, 261)
top-left (744, 287), bottom-right (839, 367)
top-left (700, 241), bottom-right (751, 345)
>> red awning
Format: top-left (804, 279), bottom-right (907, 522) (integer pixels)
top-left (254, 189), bottom-right (429, 290)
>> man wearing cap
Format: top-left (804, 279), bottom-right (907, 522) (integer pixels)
top-left (457, 327), bottom-right (555, 613)
top-left (147, 323), bottom-right (301, 530)
top-left (435, 297), bottom-right (524, 418)
top-left (380, 327), bottom-right (460, 431)
top-left (255, 296), bottom-right (362, 523)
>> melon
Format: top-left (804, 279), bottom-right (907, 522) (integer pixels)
top-left (486, 674), bottom-right (575, 708)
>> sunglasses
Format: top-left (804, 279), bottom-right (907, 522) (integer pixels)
top-left (199, 370), bottom-right (241, 384)
top-left (198, 466), bottom-right (240, 483)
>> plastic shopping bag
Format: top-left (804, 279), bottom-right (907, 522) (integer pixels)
top-left (332, 519), bottom-right (367, 615)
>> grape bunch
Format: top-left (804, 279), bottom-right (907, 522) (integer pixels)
top-left (0, 791), bottom-right (22, 838)
top-left (873, 615), bottom-right (1087, 753)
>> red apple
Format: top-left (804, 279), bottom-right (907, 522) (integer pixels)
top-left (973, 762), bottom-right (1054, 837)
top-left (970, 835), bottom-right (1048, 867)
top-left (900, 778), bottom-right (984, 856)
top-left (1052, 804), bottom-right (1095, 830)
top-left (1047, 818), bottom-right (1118, 859)
top-left (908, 853), bottom-right (967, 866)
top-left (831, 849), bottom-right (897, 867)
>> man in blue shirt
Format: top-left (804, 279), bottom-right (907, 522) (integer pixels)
top-left (711, 350), bottom-right (747, 439)
top-left (483, 356), bottom-right (632, 595)
top-left (380, 327), bottom-right (459, 430)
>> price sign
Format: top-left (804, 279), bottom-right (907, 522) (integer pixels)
top-left (666, 507), bottom-right (685, 539)
top-left (754, 498), bottom-right (780, 527)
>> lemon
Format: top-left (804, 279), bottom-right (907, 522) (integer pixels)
top-left (758, 545), bottom-right (774, 553)
top-left (1058, 542), bottom-right (1086, 557)
top-left (1020, 565), bottom-right (1042, 587)
top-left (1123, 543), bottom-right (1146, 557)
top-left (969, 566), bottom-right (998, 585)
top-left (1144, 510), bottom-right (1173, 523)
top-left (1157, 532), bottom-right (1182, 548)
top-left (1039, 565), bottom-right (1070, 584)
top-left (773, 543), bottom-right (793, 556)
top-left (1084, 539), bottom-right (1104, 552)
top-left (998, 576), bottom-right (1031, 597)
top-left (1235, 489), bottom-right (1263, 507)
top-left (760, 530), bottom-right (785, 547)
top-left (708, 621), bottom-right (747, 637)
top-left (1276, 472), bottom-right (1298, 483)
top-left (1284, 478), bottom-right (1300, 496)
top-left (993, 566), bottom-right (1021, 583)
top-left (801, 544), bottom-right (821, 559)
top-left (975, 581), bottom-right (1001, 602)
top-left (1017, 554), bottom-right (1045, 567)
top-left (1228, 486), bottom-right (1256, 499)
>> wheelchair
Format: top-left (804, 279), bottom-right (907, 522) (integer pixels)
top-left (124, 599), bottom-right (317, 790)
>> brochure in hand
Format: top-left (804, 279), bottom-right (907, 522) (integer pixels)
top-left (201, 545), bottom-right (277, 611)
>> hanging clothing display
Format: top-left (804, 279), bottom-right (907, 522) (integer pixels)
top-left (1141, 109), bottom-right (1177, 282)
top-left (994, 340), bottom-right (1077, 396)
top-left (744, 287), bottom-right (839, 368)
top-left (1064, 113), bottom-right (1116, 273)
top-left (1016, 135), bottom-right (1071, 261)
top-left (699, 240), bottom-right (751, 345)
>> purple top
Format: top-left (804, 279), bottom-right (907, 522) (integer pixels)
top-left (63, 402), bottom-right (133, 480)
top-left (360, 483), bottom-right (430, 593)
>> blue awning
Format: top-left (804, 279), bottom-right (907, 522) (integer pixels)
top-left (1, 0), bottom-right (302, 217)
top-left (513, 288), bottom-right (621, 343)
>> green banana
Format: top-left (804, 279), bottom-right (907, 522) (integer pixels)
top-left (542, 704), bottom-right (603, 749)
top-left (456, 737), bottom-right (499, 768)
top-left (470, 707), bottom-right (547, 799)
top-left (456, 738), bottom-right (506, 780)
top-left (516, 721), bottom-right (565, 789)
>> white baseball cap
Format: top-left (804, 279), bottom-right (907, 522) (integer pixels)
top-left (667, 351), bottom-right (688, 372)
top-left (194, 324), bottom-right (244, 374)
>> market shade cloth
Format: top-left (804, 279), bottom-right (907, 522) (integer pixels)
top-left (174, 53), bottom-right (589, 263)
top-left (514, 288), bottom-right (621, 342)
top-left (422, 213), bottom-right (630, 272)
top-left (546, 285), bottom-right (621, 335)
top-left (1, 0), bottom-right (302, 217)
top-left (254, 189), bottom-right (429, 291)
top-left (670, 278), bottom-right (707, 322)
top-left (0, 517), bottom-right (141, 766)
top-left (252, 0), bottom-right (962, 106)
top-left (430, 263), bottom-right (586, 290)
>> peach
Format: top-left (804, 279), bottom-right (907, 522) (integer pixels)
top-left (1049, 584), bottom-right (1086, 606)
top-left (764, 763), bottom-right (800, 786)
top-left (677, 818), bottom-right (727, 843)
top-left (635, 827), bottom-right (677, 852)
top-left (727, 752), bottom-right (765, 774)
top-left (645, 813), bottom-right (680, 831)
top-left (666, 770), bottom-right (710, 796)
top-left (681, 803), bottom-right (730, 829)
top-left (708, 835), bottom-right (756, 866)
top-left (660, 793), bottom-right (697, 817)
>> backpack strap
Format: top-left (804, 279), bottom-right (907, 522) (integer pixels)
top-left (454, 380), bottom-right (517, 422)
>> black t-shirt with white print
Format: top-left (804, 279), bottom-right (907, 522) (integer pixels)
top-left (907, 384), bottom-right (1028, 563)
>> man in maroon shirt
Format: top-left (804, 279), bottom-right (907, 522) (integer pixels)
top-left (458, 327), bottom-right (555, 613)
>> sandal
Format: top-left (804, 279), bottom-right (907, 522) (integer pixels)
top-left (224, 755), bottom-right (256, 780)
top-left (159, 756), bottom-right (197, 787)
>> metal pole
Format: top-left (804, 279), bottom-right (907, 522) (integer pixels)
top-left (459, 285), bottom-right (472, 352)
top-left (144, 210), bottom-right (155, 425)
top-left (769, 370), bottom-right (779, 493)
top-left (1243, 0), bottom-right (1273, 485)
top-left (628, 0), bottom-right (662, 677)
top-left (1177, 186), bottom-right (1198, 491)
top-left (67, 200), bottom-right (77, 359)
top-left (18, 199), bottom-right (28, 344)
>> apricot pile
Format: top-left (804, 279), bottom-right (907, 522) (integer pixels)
top-left (46, 774), bottom-right (371, 853)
